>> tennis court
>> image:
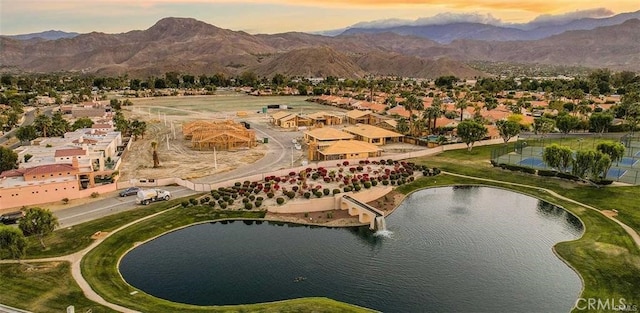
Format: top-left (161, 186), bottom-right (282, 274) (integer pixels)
top-left (518, 157), bottom-right (546, 168)
top-left (492, 135), bottom-right (640, 185)
top-left (607, 168), bottom-right (627, 180)
top-left (618, 157), bottom-right (639, 167)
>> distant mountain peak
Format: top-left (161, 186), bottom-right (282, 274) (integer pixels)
top-left (146, 17), bottom-right (222, 37)
top-left (5, 30), bottom-right (79, 41)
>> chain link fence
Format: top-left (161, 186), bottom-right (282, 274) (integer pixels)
top-left (491, 134), bottom-right (640, 185)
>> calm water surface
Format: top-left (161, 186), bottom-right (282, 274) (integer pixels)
top-left (119, 187), bottom-right (583, 312)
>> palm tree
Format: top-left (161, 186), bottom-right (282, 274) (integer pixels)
top-left (396, 118), bottom-right (410, 135)
top-left (404, 94), bottom-right (424, 136)
top-left (453, 90), bottom-right (469, 122)
top-left (130, 119), bottom-right (147, 140)
top-left (33, 114), bottom-right (52, 137)
top-left (423, 95), bottom-right (443, 133)
top-left (151, 141), bottom-right (160, 168)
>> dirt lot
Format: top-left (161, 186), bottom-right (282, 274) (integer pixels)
top-left (117, 110), bottom-right (266, 181)
top-left (118, 93), bottom-right (332, 181)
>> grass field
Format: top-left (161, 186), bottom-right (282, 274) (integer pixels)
top-left (0, 262), bottom-right (115, 313)
top-left (3, 198), bottom-right (194, 260)
top-left (129, 92), bottom-right (336, 116)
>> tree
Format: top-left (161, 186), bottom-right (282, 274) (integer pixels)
top-left (50, 111), bottom-right (70, 137)
top-left (591, 152), bottom-right (612, 181)
top-left (72, 117), bottom-right (94, 130)
top-left (589, 113), bottom-right (613, 135)
top-left (396, 118), bottom-right (409, 135)
top-left (239, 71), bottom-right (258, 86)
top-left (453, 90), bottom-right (470, 122)
top-left (435, 75), bottom-right (458, 89)
top-left (151, 141), bottom-right (160, 168)
top-left (15, 125), bottom-right (37, 143)
top-left (496, 120), bottom-right (520, 144)
top-left (33, 113), bottom-right (52, 137)
top-left (0, 226), bottom-right (27, 260)
top-left (456, 120), bottom-right (487, 151)
top-left (423, 95), bottom-right (444, 134)
top-left (543, 144), bottom-right (573, 173)
top-left (403, 94), bottom-right (423, 136)
top-left (6, 111), bottom-right (19, 128)
top-left (533, 117), bottom-right (555, 137)
top-left (0, 146), bottom-right (18, 172)
top-left (110, 99), bottom-right (122, 110)
top-left (271, 73), bottom-right (286, 86)
top-left (18, 207), bottom-right (58, 249)
top-left (556, 114), bottom-right (580, 136)
top-left (130, 119), bottom-right (146, 140)
top-left (596, 141), bottom-right (625, 165)
top-left (572, 149), bottom-right (597, 179)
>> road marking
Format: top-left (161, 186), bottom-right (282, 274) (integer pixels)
top-left (58, 189), bottom-right (194, 221)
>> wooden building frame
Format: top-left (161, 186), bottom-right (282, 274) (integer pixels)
top-left (183, 120), bottom-right (256, 150)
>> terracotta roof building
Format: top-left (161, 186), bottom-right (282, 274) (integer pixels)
top-left (314, 140), bottom-right (382, 161)
top-left (342, 124), bottom-right (403, 145)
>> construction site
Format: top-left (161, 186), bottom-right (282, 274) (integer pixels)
top-left (183, 120), bottom-right (257, 151)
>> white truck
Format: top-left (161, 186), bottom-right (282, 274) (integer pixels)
top-left (136, 189), bottom-right (171, 205)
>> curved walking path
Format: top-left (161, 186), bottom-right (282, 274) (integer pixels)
top-left (0, 206), bottom-right (179, 313)
top-left (441, 171), bottom-right (640, 248)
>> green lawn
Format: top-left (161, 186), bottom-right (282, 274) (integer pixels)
top-left (13, 198), bottom-right (194, 260)
top-left (129, 93), bottom-right (335, 115)
top-left (0, 262), bottom-right (115, 313)
top-left (429, 142), bottom-right (640, 233)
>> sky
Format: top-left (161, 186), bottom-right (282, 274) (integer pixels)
top-left (0, 0), bottom-right (638, 35)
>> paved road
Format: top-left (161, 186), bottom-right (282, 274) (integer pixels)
top-left (50, 105), bottom-right (306, 227)
top-left (0, 107), bottom-right (50, 148)
top-left (56, 186), bottom-right (196, 228)
top-left (192, 122), bottom-right (304, 183)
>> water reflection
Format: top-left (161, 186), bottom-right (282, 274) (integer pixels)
top-left (120, 187), bottom-right (583, 312)
top-left (537, 201), bottom-right (583, 233)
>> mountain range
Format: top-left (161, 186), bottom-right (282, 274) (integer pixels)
top-left (336, 9), bottom-right (640, 43)
top-left (5, 30), bottom-right (80, 41)
top-left (1, 17), bottom-right (639, 79)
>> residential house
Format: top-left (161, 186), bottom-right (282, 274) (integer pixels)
top-left (306, 111), bottom-right (343, 126)
top-left (345, 110), bottom-right (384, 125)
top-left (342, 124), bottom-right (403, 145)
top-left (313, 140), bottom-right (382, 161)
top-left (303, 127), bottom-right (354, 148)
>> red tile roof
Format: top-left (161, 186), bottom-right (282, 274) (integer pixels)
top-left (23, 164), bottom-right (76, 176)
top-left (0, 169), bottom-right (26, 178)
top-left (55, 148), bottom-right (86, 157)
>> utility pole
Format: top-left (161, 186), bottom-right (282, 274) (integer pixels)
top-left (214, 146), bottom-right (218, 169)
top-left (291, 146), bottom-right (294, 167)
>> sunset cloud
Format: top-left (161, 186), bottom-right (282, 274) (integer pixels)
top-left (0, 0), bottom-right (638, 35)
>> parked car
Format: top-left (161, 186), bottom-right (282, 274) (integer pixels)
top-left (0, 211), bottom-right (25, 225)
top-left (119, 187), bottom-right (141, 197)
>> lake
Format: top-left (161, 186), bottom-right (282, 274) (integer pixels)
top-left (119, 186), bottom-right (583, 312)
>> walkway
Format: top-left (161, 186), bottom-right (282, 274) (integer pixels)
top-left (441, 171), bottom-right (640, 248)
top-left (0, 206), bottom-right (179, 313)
